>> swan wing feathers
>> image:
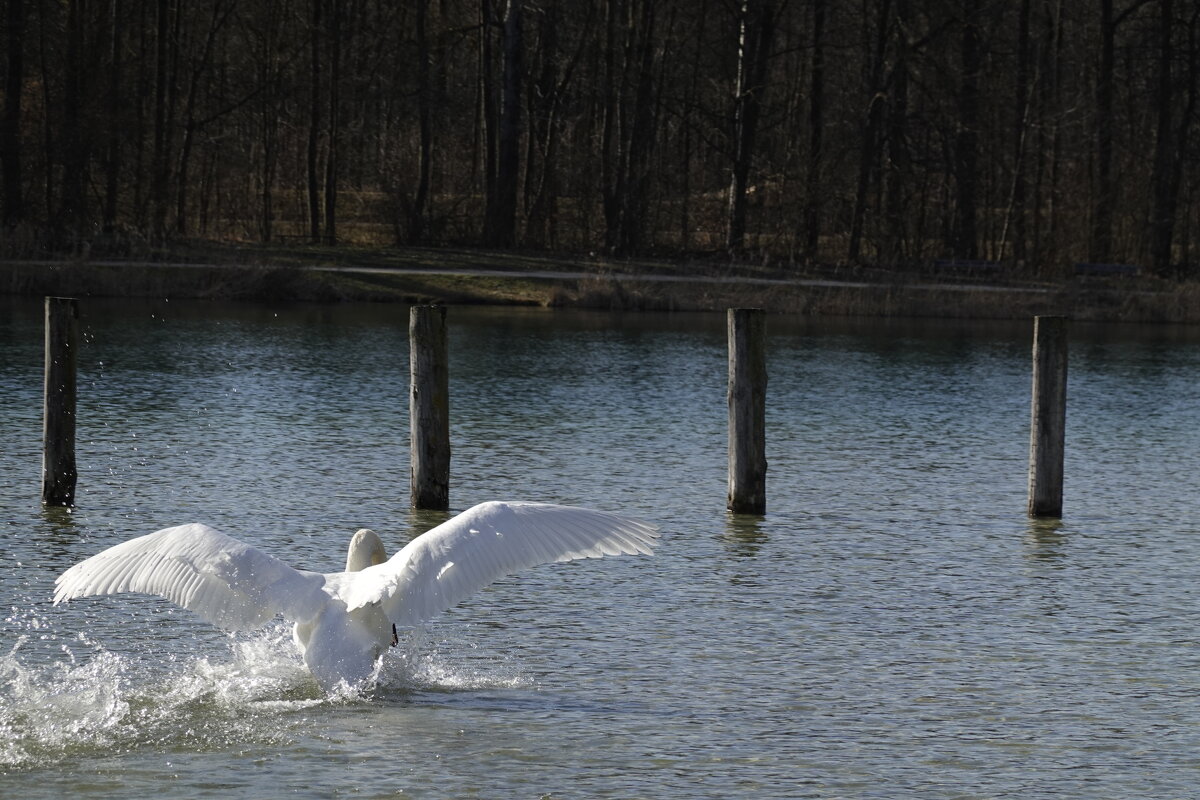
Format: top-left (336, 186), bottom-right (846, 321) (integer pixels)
top-left (336, 501), bottom-right (658, 626)
top-left (53, 523), bottom-right (328, 631)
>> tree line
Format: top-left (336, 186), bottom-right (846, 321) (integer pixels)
top-left (1, 0), bottom-right (1198, 277)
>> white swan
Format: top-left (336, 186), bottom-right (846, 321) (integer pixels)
top-left (53, 501), bottom-right (658, 691)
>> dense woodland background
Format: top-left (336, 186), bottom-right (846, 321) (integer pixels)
top-left (1, 0), bottom-right (1198, 278)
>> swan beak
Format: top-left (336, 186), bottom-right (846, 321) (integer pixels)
top-left (391, 623), bottom-right (399, 647)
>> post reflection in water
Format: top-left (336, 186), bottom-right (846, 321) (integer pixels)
top-left (401, 506), bottom-right (455, 545)
top-left (721, 512), bottom-right (769, 559)
top-left (1023, 516), bottom-right (1069, 564)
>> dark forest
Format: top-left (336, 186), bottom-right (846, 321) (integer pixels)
top-left (1, 0), bottom-right (1198, 277)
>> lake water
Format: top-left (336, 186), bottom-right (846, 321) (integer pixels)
top-left (2, 297), bottom-right (1199, 798)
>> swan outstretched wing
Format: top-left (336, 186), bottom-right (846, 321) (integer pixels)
top-left (53, 523), bottom-right (328, 630)
top-left (336, 501), bottom-right (659, 626)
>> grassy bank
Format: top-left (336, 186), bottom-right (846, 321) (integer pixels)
top-left (562, 273), bottom-right (1200, 322)
top-left (2, 244), bottom-right (1198, 323)
top-left (1, 259), bottom-right (561, 306)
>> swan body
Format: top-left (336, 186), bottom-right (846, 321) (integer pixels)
top-left (53, 501), bottom-right (658, 691)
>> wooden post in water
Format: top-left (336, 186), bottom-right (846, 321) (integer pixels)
top-left (727, 308), bottom-right (767, 514)
top-left (410, 305), bottom-right (450, 510)
top-left (1027, 315), bottom-right (1068, 517)
top-left (43, 297), bottom-right (79, 506)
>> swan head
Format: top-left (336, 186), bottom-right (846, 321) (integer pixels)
top-left (346, 528), bottom-right (388, 572)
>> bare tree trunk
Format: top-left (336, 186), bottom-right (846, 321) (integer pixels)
top-left (726, 0), bottom-right (776, 255)
top-left (478, 0), bottom-right (496, 239)
top-left (523, 3), bottom-right (556, 249)
top-left (59, 0), bottom-right (88, 241)
top-left (132, 1), bottom-right (148, 222)
top-left (679, 0), bottom-right (709, 253)
top-left (620, 0), bottom-right (656, 255)
top-left (600, 0), bottom-right (658, 256)
top-left (1178, 4), bottom-right (1200, 273)
top-left (198, 145), bottom-right (215, 234)
top-left (484, 0), bottom-right (521, 247)
top-left (261, 114), bottom-right (276, 242)
top-left (307, 0), bottom-right (322, 241)
top-left (37, 0), bottom-right (52, 220)
top-left (102, 0), bottom-right (123, 234)
top-left (882, 0), bottom-right (909, 265)
top-left (524, 1), bottom-right (588, 250)
top-left (1149, 0), bottom-right (1178, 273)
top-left (803, 0), bottom-right (825, 261)
top-left (2, 0), bottom-right (26, 227)
top-left (259, 0), bottom-right (280, 242)
top-left (410, 0), bottom-right (432, 243)
top-left (600, 0), bottom-right (620, 253)
top-left (323, 0), bottom-right (340, 243)
top-left (952, 0), bottom-right (981, 259)
top-left (151, 0), bottom-right (171, 239)
top-left (177, 1), bottom-right (231, 236)
top-left (1091, 0), bottom-right (1115, 263)
top-left (176, 117), bottom-right (194, 236)
top-left (1008, 0), bottom-right (1031, 264)
top-left (847, 0), bottom-right (891, 264)
top-left (1032, 0), bottom-right (1064, 272)
top-left (1046, 10), bottom-right (1066, 271)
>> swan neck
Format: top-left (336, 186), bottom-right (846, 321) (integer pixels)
top-left (346, 529), bottom-right (388, 572)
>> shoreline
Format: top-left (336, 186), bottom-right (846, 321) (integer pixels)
top-left (2, 249), bottom-right (1197, 323)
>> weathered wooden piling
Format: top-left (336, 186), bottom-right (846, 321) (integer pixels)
top-left (1027, 315), bottom-right (1068, 517)
top-left (409, 305), bottom-right (450, 510)
top-left (727, 308), bottom-right (767, 514)
top-left (42, 297), bottom-right (79, 506)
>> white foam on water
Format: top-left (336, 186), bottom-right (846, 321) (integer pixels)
top-left (0, 623), bottom-right (319, 769)
top-left (0, 634), bottom-right (131, 767)
top-left (378, 627), bottom-right (532, 694)
top-left (1, 619), bottom-right (532, 770)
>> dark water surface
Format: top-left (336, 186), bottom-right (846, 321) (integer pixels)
top-left (2, 297), bottom-right (1199, 798)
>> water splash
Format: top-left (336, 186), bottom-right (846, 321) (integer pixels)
top-left (0, 623), bottom-right (319, 770)
top-left (0, 621), bottom-right (532, 770)
top-left (0, 634), bottom-right (131, 767)
top-left (380, 626), bottom-right (531, 694)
